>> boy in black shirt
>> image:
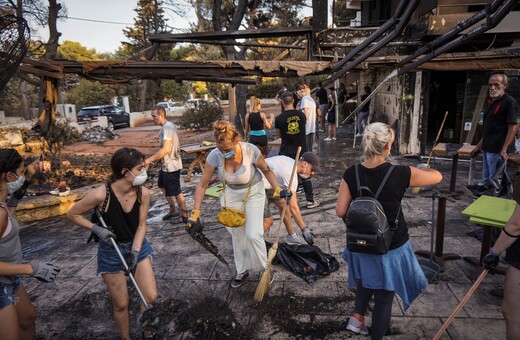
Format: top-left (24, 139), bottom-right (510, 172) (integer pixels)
top-left (275, 92), bottom-right (307, 159)
top-left (275, 92), bottom-right (319, 208)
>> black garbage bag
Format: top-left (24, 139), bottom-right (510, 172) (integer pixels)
top-left (489, 161), bottom-right (513, 198)
top-left (273, 242), bottom-right (340, 283)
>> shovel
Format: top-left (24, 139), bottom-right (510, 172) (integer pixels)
top-left (433, 269), bottom-right (489, 339)
top-left (94, 209), bottom-right (163, 331)
top-left (411, 110), bottom-right (449, 194)
top-left (417, 191), bottom-right (440, 282)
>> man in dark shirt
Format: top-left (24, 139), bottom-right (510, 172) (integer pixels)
top-left (356, 85), bottom-right (371, 136)
top-left (471, 74), bottom-right (518, 187)
top-left (316, 82), bottom-right (328, 132)
top-left (275, 92), bottom-right (307, 159)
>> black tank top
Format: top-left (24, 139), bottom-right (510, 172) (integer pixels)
top-left (101, 184), bottom-right (140, 243)
top-left (248, 112), bottom-right (264, 131)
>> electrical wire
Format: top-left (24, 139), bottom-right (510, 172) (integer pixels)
top-left (65, 16), bottom-right (133, 25)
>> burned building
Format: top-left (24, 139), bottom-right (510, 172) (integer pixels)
top-left (320, 0), bottom-right (520, 155)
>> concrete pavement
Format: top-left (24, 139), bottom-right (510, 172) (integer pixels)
top-left (19, 125), bottom-right (508, 339)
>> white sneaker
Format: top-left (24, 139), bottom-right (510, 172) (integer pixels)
top-left (306, 200), bottom-right (321, 209)
top-left (324, 137), bottom-right (332, 141)
top-left (332, 137), bottom-right (337, 141)
top-left (346, 316), bottom-right (369, 335)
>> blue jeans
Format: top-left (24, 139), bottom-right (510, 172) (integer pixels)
top-left (0, 276), bottom-right (21, 309)
top-left (482, 152), bottom-right (504, 184)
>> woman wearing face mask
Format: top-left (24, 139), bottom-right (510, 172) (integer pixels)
top-left (187, 120), bottom-right (281, 288)
top-left (68, 147), bottom-right (157, 340)
top-left (0, 148), bottom-right (60, 340)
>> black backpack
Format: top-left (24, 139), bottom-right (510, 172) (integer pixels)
top-left (345, 164), bottom-right (400, 255)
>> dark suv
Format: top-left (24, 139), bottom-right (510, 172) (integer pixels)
top-left (76, 105), bottom-right (130, 131)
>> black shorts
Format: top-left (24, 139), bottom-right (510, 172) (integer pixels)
top-left (158, 170), bottom-right (181, 196)
top-left (327, 111), bottom-right (336, 124)
top-left (248, 135), bottom-right (268, 147)
top-left (506, 240), bottom-right (520, 270)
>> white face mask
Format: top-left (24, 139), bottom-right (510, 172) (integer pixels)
top-left (300, 164), bottom-right (311, 179)
top-left (129, 170), bottom-right (147, 186)
top-left (7, 173), bottom-right (25, 194)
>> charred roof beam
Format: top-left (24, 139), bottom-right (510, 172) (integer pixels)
top-left (397, 0), bottom-right (505, 68)
top-left (398, 0), bottom-right (517, 76)
top-left (150, 27), bottom-right (314, 43)
top-left (324, 0), bottom-right (421, 86)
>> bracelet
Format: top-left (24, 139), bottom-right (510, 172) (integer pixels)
top-left (503, 228), bottom-right (520, 238)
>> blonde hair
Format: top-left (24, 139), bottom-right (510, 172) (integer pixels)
top-left (361, 122), bottom-right (395, 158)
top-left (213, 120), bottom-right (240, 143)
top-left (249, 96), bottom-right (261, 111)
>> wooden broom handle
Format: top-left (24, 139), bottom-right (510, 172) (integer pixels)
top-left (274, 146), bottom-right (302, 241)
top-left (433, 269), bottom-right (489, 340)
top-left (426, 111), bottom-right (449, 166)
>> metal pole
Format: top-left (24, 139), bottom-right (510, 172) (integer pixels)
top-left (95, 209), bottom-right (150, 309)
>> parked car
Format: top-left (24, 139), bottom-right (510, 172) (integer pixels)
top-left (157, 101), bottom-right (184, 114)
top-left (76, 105), bottom-right (130, 131)
top-left (185, 99), bottom-right (201, 108)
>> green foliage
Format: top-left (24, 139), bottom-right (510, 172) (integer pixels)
top-left (57, 40), bottom-right (100, 61)
top-left (159, 80), bottom-right (190, 102)
top-left (67, 79), bottom-right (116, 108)
top-left (123, 0), bottom-right (171, 58)
top-left (177, 101), bottom-right (223, 131)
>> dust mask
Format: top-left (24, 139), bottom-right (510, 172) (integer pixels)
top-left (7, 173), bottom-right (25, 193)
top-left (130, 170), bottom-right (147, 186)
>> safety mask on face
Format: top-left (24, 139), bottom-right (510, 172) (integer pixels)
top-left (129, 170), bottom-right (147, 186)
top-left (221, 150), bottom-right (235, 159)
top-left (7, 173), bottom-right (25, 193)
top-left (300, 164), bottom-right (311, 179)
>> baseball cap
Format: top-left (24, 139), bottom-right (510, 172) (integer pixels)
top-left (300, 152), bottom-right (321, 171)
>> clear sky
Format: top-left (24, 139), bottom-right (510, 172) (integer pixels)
top-left (35, 0), bottom-right (315, 54)
top-left (34, 0), bottom-right (193, 53)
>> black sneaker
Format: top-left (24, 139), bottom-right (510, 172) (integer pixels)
top-left (231, 271), bottom-right (249, 288)
top-left (162, 212), bottom-right (180, 220)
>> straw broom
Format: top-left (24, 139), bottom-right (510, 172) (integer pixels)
top-left (412, 111), bottom-right (449, 194)
top-left (255, 146), bottom-right (302, 302)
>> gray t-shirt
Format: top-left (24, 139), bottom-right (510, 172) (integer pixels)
top-left (206, 142), bottom-right (262, 186)
top-left (0, 203), bottom-right (23, 285)
top-left (159, 121), bottom-right (182, 172)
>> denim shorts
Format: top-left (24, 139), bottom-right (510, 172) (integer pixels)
top-left (97, 238), bottom-right (154, 275)
top-left (0, 276), bottom-right (21, 309)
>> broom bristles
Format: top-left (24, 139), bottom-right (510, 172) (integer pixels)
top-left (254, 243), bottom-right (278, 302)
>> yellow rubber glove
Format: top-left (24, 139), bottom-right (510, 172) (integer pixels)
top-left (186, 210), bottom-right (202, 233)
top-left (273, 186), bottom-right (283, 199)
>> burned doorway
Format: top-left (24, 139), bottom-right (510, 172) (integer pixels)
top-left (426, 71), bottom-right (466, 146)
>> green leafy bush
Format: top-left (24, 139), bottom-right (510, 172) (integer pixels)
top-left (177, 101), bottom-right (223, 131)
